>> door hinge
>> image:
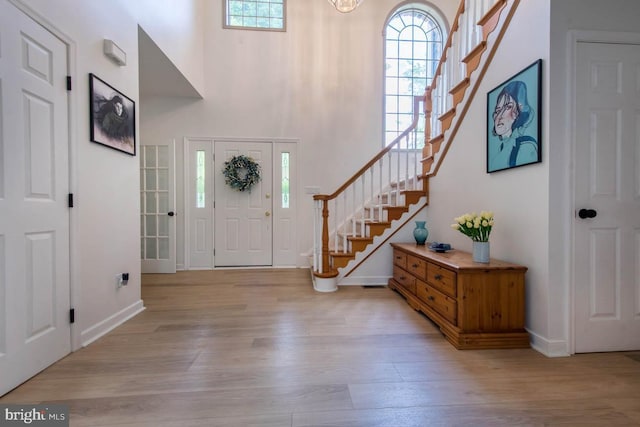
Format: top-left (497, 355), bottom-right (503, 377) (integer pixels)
top-left (66, 76), bottom-right (72, 91)
top-left (69, 308), bottom-right (75, 324)
top-left (68, 193), bottom-right (74, 208)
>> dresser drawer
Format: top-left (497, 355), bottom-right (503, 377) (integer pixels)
top-left (426, 262), bottom-right (457, 297)
top-left (406, 255), bottom-right (427, 280)
top-left (416, 280), bottom-right (457, 325)
top-left (393, 250), bottom-right (407, 269)
top-left (393, 266), bottom-right (416, 293)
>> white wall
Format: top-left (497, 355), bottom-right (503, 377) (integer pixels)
top-left (140, 0), bottom-right (458, 268)
top-left (16, 0), bottom-right (203, 348)
top-left (126, 0), bottom-right (205, 96)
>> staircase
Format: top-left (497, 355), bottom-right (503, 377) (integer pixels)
top-left (312, 0), bottom-right (520, 291)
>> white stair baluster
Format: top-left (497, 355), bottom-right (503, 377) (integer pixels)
top-left (342, 192), bottom-right (347, 253)
top-left (369, 167), bottom-right (374, 222)
top-left (450, 30), bottom-right (459, 87)
top-left (352, 182), bottom-right (357, 241)
top-left (336, 195), bottom-right (340, 255)
top-left (360, 176), bottom-right (365, 237)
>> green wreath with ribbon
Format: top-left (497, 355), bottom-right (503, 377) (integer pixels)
top-left (222, 155), bottom-right (262, 192)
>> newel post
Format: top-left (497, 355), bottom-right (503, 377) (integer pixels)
top-left (320, 198), bottom-right (330, 274)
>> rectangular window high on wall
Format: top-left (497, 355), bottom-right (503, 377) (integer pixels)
top-left (224, 0), bottom-right (286, 31)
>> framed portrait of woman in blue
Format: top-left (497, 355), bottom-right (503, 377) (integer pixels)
top-left (486, 59), bottom-right (541, 173)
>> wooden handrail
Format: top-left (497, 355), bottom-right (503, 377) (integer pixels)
top-left (420, 0), bottom-right (467, 166)
top-left (312, 95), bottom-right (423, 276)
top-left (426, 0), bottom-right (518, 178)
top-left (312, 0), bottom-right (518, 279)
top-left (313, 95), bottom-right (423, 202)
top-left (429, 0), bottom-right (465, 93)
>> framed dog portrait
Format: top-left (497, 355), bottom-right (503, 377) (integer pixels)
top-left (486, 59), bottom-right (541, 173)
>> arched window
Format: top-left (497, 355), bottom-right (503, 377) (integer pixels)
top-left (384, 4), bottom-right (446, 146)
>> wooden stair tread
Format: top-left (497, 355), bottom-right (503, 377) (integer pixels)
top-left (365, 220), bottom-right (391, 226)
top-left (347, 236), bottom-right (373, 242)
top-left (317, 0), bottom-right (520, 279)
top-left (479, 0), bottom-right (507, 39)
top-left (330, 251), bottom-right (355, 258)
top-left (462, 41), bottom-right (487, 64)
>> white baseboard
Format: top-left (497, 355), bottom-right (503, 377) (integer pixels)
top-left (80, 300), bottom-right (145, 347)
top-left (338, 275), bottom-right (390, 287)
top-left (527, 329), bottom-right (570, 357)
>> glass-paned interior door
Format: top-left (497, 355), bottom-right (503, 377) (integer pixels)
top-left (140, 142), bottom-right (176, 273)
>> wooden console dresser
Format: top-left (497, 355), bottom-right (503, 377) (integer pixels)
top-left (389, 243), bottom-right (529, 349)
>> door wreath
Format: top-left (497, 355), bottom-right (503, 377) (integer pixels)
top-left (222, 155), bottom-right (262, 192)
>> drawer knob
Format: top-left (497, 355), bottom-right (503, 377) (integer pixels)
top-left (400, 276), bottom-right (406, 280)
top-left (434, 274), bottom-right (443, 280)
top-left (412, 263), bottom-right (419, 268)
top-left (427, 295), bottom-right (435, 301)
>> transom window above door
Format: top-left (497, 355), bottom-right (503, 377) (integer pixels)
top-left (224, 0), bottom-right (286, 31)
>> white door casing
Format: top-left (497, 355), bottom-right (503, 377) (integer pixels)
top-left (573, 41), bottom-right (640, 352)
top-left (184, 138), bottom-right (297, 269)
top-left (214, 141), bottom-right (273, 267)
top-left (141, 142), bottom-right (176, 273)
top-left (0, 0), bottom-right (71, 395)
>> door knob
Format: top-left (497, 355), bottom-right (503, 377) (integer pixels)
top-left (578, 208), bottom-right (597, 219)
top-left (167, 211), bottom-right (175, 217)
top-left (265, 211), bottom-right (271, 217)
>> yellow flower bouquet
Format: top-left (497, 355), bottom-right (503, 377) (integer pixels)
top-left (451, 211), bottom-right (494, 242)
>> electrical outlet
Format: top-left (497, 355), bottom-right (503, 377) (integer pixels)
top-left (116, 273), bottom-right (129, 289)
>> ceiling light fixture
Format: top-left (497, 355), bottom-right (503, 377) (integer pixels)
top-left (327, 0), bottom-right (364, 13)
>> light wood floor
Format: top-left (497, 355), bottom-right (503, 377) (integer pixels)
top-left (2, 269), bottom-right (640, 426)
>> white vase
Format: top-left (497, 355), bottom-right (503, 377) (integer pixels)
top-left (472, 241), bottom-right (490, 263)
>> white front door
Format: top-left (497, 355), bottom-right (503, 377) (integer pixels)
top-left (574, 41), bottom-right (640, 352)
top-left (0, 0), bottom-right (71, 395)
top-left (214, 141), bottom-right (272, 267)
top-left (141, 142), bottom-right (176, 273)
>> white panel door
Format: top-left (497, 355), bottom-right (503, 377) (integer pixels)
top-left (574, 42), bottom-right (640, 352)
top-left (141, 142), bottom-right (176, 273)
top-left (214, 142), bottom-right (272, 267)
top-left (0, 0), bottom-right (71, 395)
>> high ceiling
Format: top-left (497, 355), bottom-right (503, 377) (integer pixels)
top-left (138, 26), bottom-right (202, 99)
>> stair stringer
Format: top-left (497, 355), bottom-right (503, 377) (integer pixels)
top-left (335, 196), bottom-right (428, 285)
top-left (427, 0), bottom-right (519, 178)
